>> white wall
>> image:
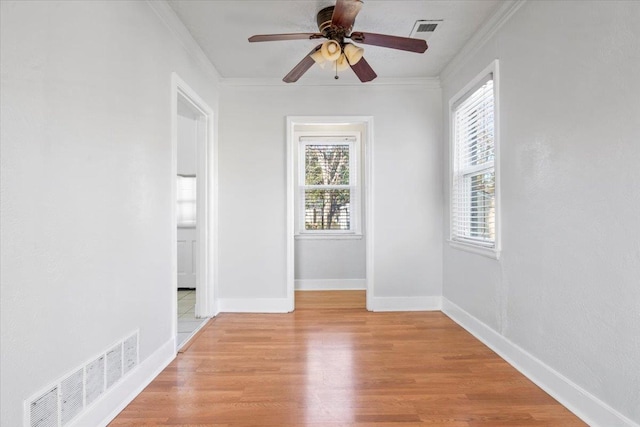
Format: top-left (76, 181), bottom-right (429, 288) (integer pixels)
top-left (296, 239), bottom-right (366, 282)
top-left (441, 1), bottom-right (640, 424)
top-left (219, 83), bottom-right (442, 303)
top-left (0, 1), bottom-right (219, 425)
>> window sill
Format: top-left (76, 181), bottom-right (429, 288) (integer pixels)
top-left (178, 225), bottom-right (196, 229)
top-left (447, 239), bottom-right (500, 260)
top-left (296, 233), bottom-right (363, 241)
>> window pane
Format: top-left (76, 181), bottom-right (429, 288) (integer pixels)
top-left (466, 172), bottom-right (495, 240)
top-left (177, 176), bottom-right (196, 201)
top-left (177, 201), bottom-right (197, 226)
top-left (455, 80), bottom-right (494, 169)
top-left (304, 189), bottom-right (350, 230)
top-left (305, 145), bottom-right (350, 186)
top-left (177, 176), bottom-right (196, 226)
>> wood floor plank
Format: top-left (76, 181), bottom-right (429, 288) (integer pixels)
top-left (111, 291), bottom-right (585, 426)
top-left (296, 290), bottom-right (366, 310)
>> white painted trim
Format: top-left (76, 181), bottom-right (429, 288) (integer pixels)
top-left (369, 296), bottom-right (442, 312)
top-left (442, 299), bottom-right (640, 427)
top-left (221, 77), bottom-right (441, 88)
top-left (365, 120), bottom-right (374, 312)
top-left (171, 73), bottom-right (218, 352)
top-left (447, 240), bottom-right (501, 260)
top-left (217, 298), bottom-right (291, 313)
top-left (295, 234), bottom-right (363, 240)
top-left (68, 338), bottom-right (175, 427)
top-left (146, 0), bottom-right (221, 81)
top-left (440, 0), bottom-right (526, 83)
top-left (286, 116), bottom-right (374, 312)
top-left (286, 119), bottom-right (296, 313)
top-left (295, 279), bottom-right (366, 291)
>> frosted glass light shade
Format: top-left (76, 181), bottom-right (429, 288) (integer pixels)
top-left (343, 43), bottom-right (364, 65)
top-left (336, 54), bottom-right (350, 71)
top-left (311, 50), bottom-right (327, 68)
top-left (321, 40), bottom-right (341, 61)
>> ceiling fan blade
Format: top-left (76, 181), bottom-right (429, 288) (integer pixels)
top-left (249, 33), bottom-right (323, 42)
top-left (350, 57), bottom-right (377, 83)
top-left (349, 32), bottom-right (428, 53)
top-left (331, 0), bottom-right (363, 31)
top-left (283, 45), bottom-right (322, 83)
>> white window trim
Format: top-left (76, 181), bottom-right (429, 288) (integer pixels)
top-left (448, 59), bottom-right (501, 259)
top-left (294, 131), bottom-right (362, 239)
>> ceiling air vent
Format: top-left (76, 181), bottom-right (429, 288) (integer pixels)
top-left (410, 20), bottom-right (442, 40)
top-left (417, 23), bottom-right (438, 33)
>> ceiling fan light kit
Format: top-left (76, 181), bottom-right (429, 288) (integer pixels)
top-left (310, 49), bottom-right (327, 67)
top-left (336, 54), bottom-right (350, 72)
top-left (248, 0), bottom-right (428, 83)
top-left (343, 43), bottom-right (364, 65)
top-left (320, 40), bottom-right (342, 61)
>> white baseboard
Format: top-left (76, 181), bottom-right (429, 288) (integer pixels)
top-left (217, 298), bottom-right (292, 313)
top-left (69, 337), bottom-right (176, 427)
top-left (369, 296), bottom-right (442, 312)
top-left (295, 279), bottom-right (366, 291)
top-left (442, 298), bottom-right (639, 427)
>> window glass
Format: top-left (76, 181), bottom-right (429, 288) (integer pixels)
top-left (177, 176), bottom-right (196, 227)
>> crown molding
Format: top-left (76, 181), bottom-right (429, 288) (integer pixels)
top-left (220, 77), bottom-right (441, 89)
top-left (146, 0), bottom-right (221, 81)
top-left (439, 0), bottom-right (526, 83)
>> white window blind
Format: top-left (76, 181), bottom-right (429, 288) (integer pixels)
top-left (177, 175), bottom-right (196, 227)
top-left (297, 135), bottom-right (360, 234)
top-left (452, 76), bottom-right (496, 247)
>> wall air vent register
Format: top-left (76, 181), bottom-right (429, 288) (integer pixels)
top-left (26, 331), bottom-right (139, 427)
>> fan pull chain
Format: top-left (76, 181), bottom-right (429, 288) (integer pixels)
top-left (335, 59), bottom-right (339, 79)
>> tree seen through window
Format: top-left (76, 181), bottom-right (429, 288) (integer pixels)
top-left (304, 144), bottom-right (351, 230)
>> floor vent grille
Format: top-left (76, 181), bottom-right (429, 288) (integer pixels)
top-left (26, 331), bottom-right (139, 426)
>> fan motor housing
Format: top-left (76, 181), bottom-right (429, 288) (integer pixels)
top-left (317, 6), bottom-right (352, 40)
top-left (317, 6), bottom-right (334, 35)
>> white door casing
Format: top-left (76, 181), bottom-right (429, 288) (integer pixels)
top-left (286, 116), bottom-right (374, 311)
top-left (171, 73), bottom-right (218, 352)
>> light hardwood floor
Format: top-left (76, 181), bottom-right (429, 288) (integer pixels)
top-left (111, 291), bottom-right (585, 426)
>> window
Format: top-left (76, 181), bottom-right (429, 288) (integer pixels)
top-left (297, 134), bottom-right (360, 236)
top-left (451, 68), bottom-right (498, 250)
top-left (177, 175), bottom-right (196, 227)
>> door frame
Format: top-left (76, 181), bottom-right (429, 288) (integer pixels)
top-left (171, 73), bottom-right (218, 351)
top-left (286, 116), bottom-right (374, 311)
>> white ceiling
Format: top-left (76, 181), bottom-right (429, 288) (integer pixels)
top-left (167, 0), bottom-right (501, 82)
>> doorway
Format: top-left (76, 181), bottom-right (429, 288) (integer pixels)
top-left (286, 116), bottom-right (374, 311)
top-left (172, 74), bottom-right (217, 351)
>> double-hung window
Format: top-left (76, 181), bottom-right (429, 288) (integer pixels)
top-left (451, 65), bottom-right (498, 251)
top-left (177, 175), bottom-right (196, 227)
top-left (297, 134), bottom-right (360, 236)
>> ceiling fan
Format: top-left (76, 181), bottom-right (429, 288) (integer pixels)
top-left (248, 0), bottom-right (428, 83)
